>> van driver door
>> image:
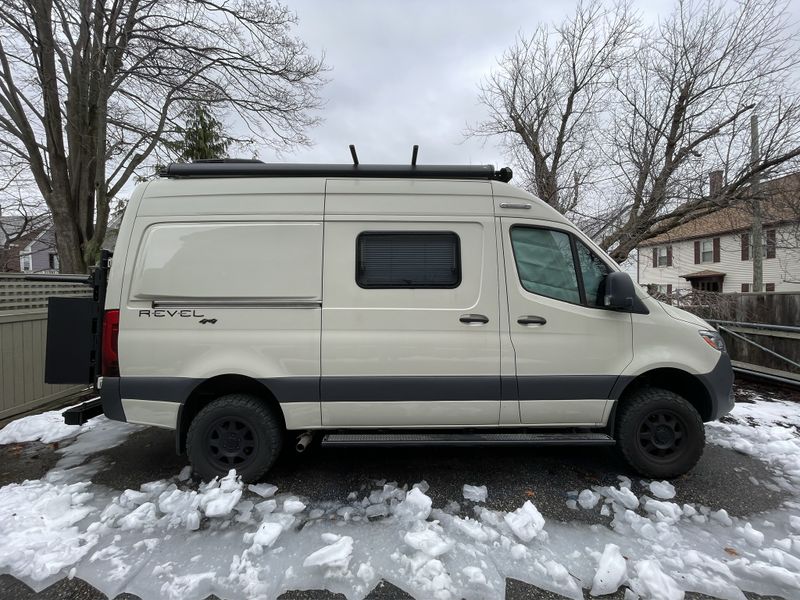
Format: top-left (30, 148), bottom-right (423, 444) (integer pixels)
top-left (500, 218), bottom-right (634, 426)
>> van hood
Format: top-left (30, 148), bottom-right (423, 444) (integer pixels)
top-left (657, 301), bottom-right (711, 329)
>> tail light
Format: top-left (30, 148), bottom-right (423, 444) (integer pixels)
top-left (101, 309), bottom-right (120, 377)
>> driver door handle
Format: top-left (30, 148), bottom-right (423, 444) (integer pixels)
top-left (459, 313), bottom-right (489, 325)
top-left (517, 315), bottom-right (547, 326)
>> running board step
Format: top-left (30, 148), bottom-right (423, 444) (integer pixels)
top-left (321, 432), bottom-right (615, 448)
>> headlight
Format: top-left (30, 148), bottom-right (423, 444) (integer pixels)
top-left (699, 329), bottom-right (726, 353)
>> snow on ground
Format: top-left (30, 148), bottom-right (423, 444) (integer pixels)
top-left (1, 394), bottom-right (800, 599)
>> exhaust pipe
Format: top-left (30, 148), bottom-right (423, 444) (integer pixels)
top-left (296, 431), bottom-right (314, 453)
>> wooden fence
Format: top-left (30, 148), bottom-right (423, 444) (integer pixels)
top-left (0, 275), bottom-right (92, 420)
top-left (664, 291), bottom-right (800, 383)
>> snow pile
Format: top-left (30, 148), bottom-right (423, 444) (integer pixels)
top-left (3, 394), bottom-right (800, 599)
top-left (707, 399), bottom-right (800, 490)
top-left (0, 479), bottom-right (98, 581)
top-left (0, 404), bottom-right (88, 445)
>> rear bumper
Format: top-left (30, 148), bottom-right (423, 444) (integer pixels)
top-left (100, 376), bottom-right (127, 422)
top-left (698, 353), bottom-right (735, 421)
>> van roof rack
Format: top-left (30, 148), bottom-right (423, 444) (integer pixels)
top-left (159, 160), bottom-right (513, 183)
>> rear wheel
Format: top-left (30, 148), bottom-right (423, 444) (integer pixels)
top-left (187, 394), bottom-right (283, 482)
top-left (615, 387), bottom-right (704, 478)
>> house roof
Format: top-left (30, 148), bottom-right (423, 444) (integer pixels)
top-left (641, 172), bottom-right (800, 247)
top-left (681, 270), bottom-right (726, 279)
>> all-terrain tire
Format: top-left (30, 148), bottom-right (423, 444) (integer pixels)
top-left (615, 387), bottom-right (705, 478)
top-left (187, 394), bottom-right (283, 483)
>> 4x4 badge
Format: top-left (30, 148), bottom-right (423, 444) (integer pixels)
top-left (199, 318), bottom-right (218, 325)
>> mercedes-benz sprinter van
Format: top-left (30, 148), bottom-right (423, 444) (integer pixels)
top-left (48, 161), bottom-right (733, 482)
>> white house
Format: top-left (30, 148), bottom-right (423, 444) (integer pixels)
top-left (638, 173), bottom-right (800, 294)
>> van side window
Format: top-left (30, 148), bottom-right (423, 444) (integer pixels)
top-left (510, 227), bottom-right (580, 303)
top-left (356, 232), bottom-right (461, 288)
top-left (576, 241), bottom-right (612, 307)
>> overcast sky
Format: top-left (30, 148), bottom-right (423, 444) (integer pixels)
top-left (260, 0), bottom-right (677, 169)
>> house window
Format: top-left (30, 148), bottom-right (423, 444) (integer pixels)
top-left (741, 230), bottom-right (776, 261)
top-left (356, 231), bottom-right (461, 288)
top-left (766, 283), bottom-right (775, 292)
top-left (701, 239), bottom-right (714, 263)
top-left (657, 246), bottom-right (668, 267)
top-left (651, 245), bottom-right (672, 268)
top-left (48, 253), bottom-right (59, 271)
top-left (20, 253), bottom-right (32, 272)
top-left (741, 283), bottom-right (750, 292)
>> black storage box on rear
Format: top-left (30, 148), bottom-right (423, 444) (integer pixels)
top-left (44, 296), bottom-right (99, 384)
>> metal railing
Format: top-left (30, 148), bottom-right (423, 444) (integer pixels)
top-left (706, 319), bottom-right (800, 386)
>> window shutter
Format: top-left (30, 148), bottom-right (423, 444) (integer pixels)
top-left (766, 229), bottom-right (776, 259)
top-left (666, 284), bottom-right (672, 295)
top-left (652, 248), bottom-right (657, 268)
top-left (666, 246), bottom-right (673, 267)
top-left (766, 283), bottom-right (775, 292)
top-left (713, 237), bottom-right (721, 262)
top-left (741, 283), bottom-right (750, 292)
top-left (741, 233), bottom-right (749, 261)
top-left (694, 241), bottom-right (700, 264)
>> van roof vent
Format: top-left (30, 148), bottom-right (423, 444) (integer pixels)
top-left (158, 161), bottom-right (513, 183)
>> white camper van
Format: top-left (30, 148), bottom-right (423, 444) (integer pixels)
top-left (48, 160), bottom-right (733, 482)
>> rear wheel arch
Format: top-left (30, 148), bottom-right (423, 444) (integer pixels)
top-left (177, 374), bottom-right (286, 454)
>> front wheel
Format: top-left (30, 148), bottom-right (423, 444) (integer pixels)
top-left (187, 394), bottom-right (283, 482)
top-left (615, 387), bottom-right (705, 478)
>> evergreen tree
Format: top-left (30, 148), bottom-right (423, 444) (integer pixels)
top-left (170, 105), bottom-right (232, 162)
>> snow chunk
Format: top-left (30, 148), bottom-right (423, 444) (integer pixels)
top-left (578, 489), bottom-right (600, 509)
top-left (248, 483), bottom-right (278, 498)
top-left (462, 484), bottom-right (488, 503)
top-left (199, 471), bottom-right (243, 518)
top-left (631, 559), bottom-right (683, 600)
top-left (736, 522), bottom-right (765, 548)
top-left (642, 498), bottom-right (683, 524)
top-left (648, 481), bottom-right (676, 500)
top-left (504, 500), bottom-right (545, 542)
top-left (591, 543), bottom-right (627, 596)
top-left (282, 498), bottom-right (306, 514)
top-left (252, 522), bottom-right (282, 548)
top-left (394, 487), bottom-right (432, 521)
top-left (597, 485), bottom-right (639, 509)
top-left (303, 535), bottom-right (354, 570)
top-left (710, 509), bottom-right (733, 526)
top-left (404, 527), bottom-right (454, 557)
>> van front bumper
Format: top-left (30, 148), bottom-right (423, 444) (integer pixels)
top-left (698, 353), bottom-right (735, 421)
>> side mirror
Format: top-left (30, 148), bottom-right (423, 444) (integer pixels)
top-left (604, 271), bottom-right (636, 311)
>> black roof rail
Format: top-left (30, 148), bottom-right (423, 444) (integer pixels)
top-left (158, 161), bottom-right (513, 182)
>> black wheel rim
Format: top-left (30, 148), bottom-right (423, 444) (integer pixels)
top-left (637, 409), bottom-right (686, 462)
top-left (206, 416), bottom-right (259, 471)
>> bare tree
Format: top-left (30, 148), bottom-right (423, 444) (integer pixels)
top-left (475, 0), bottom-right (800, 263)
top-left (472, 1), bottom-right (636, 213)
top-left (0, 0), bottom-right (325, 272)
top-left (598, 0), bottom-right (800, 262)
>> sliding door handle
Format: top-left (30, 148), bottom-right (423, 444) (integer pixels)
top-left (459, 313), bottom-right (489, 325)
top-left (517, 315), bottom-right (547, 326)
